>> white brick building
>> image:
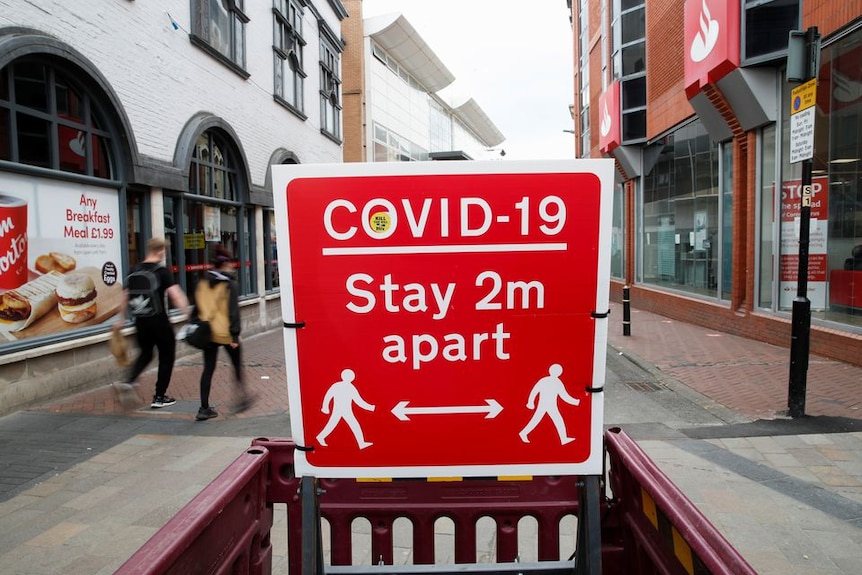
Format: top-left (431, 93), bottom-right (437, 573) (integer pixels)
top-left (0, 0), bottom-right (347, 414)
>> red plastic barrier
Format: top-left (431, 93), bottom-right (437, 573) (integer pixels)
top-left (603, 427), bottom-right (757, 575)
top-left (114, 446), bottom-right (273, 575)
top-left (251, 437), bottom-right (583, 570)
top-left (120, 430), bottom-right (757, 574)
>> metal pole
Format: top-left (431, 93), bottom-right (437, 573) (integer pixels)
top-left (575, 475), bottom-right (602, 575)
top-left (623, 285), bottom-right (631, 336)
top-left (788, 160), bottom-right (812, 417)
top-left (787, 26), bottom-right (819, 418)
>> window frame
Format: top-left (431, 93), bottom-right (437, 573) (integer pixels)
top-left (318, 27), bottom-right (342, 142)
top-left (190, 0), bottom-right (250, 78)
top-left (273, 0), bottom-right (307, 117)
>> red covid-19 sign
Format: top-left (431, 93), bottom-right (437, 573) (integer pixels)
top-left (273, 161), bottom-right (613, 478)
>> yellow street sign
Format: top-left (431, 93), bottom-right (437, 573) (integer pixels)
top-left (791, 79), bottom-right (817, 114)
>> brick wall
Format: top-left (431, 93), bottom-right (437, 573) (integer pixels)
top-left (804, 1), bottom-right (862, 36)
top-left (341, 0), bottom-right (365, 163)
top-left (645, 0), bottom-right (693, 138)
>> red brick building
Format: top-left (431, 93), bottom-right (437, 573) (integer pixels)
top-left (571, 0), bottom-right (862, 366)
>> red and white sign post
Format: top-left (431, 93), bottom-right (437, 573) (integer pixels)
top-left (273, 161), bottom-right (613, 478)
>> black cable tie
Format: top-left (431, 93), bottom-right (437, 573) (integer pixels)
top-left (591, 310), bottom-right (610, 319)
top-left (284, 321), bottom-right (306, 329)
top-left (294, 444), bottom-right (315, 452)
top-left (585, 386), bottom-right (604, 393)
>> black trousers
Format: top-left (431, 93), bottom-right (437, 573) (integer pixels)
top-left (128, 316), bottom-right (176, 398)
top-left (199, 342), bottom-right (243, 409)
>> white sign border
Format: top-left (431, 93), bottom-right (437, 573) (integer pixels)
top-left (272, 159), bottom-right (614, 478)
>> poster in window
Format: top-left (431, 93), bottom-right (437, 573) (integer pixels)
top-left (204, 205), bottom-right (221, 242)
top-left (694, 210), bottom-right (707, 251)
top-left (0, 171), bottom-right (123, 343)
top-left (778, 177), bottom-right (829, 310)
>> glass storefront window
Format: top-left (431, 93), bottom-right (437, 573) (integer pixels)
top-left (763, 25), bottom-right (862, 330)
top-left (264, 209), bottom-right (280, 290)
top-left (611, 183), bottom-right (625, 279)
top-left (720, 143), bottom-right (734, 300)
top-left (175, 129), bottom-right (253, 298)
top-left (821, 27), bottom-right (862, 327)
top-left (641, 121), bottom-right (722, 297)
top-left (758, 124), bottom-right (776, 309)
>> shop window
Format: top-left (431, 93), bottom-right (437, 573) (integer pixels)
top-left (181, 129), bottom-right (254, 297)
top-left (611, 183), bottom-right (626, 279)
top-left (264, 209), bottom-right (279, 291)
top-left (758, 124), bottom-right (776, 309)
top-left (641, 121), bottom-right (721, 298)
top-left (191, 0), bottom-right (249, 76)
top-left (273, 0), bottom-right (306, 115)
top-left (0, 60), bottom-right (114, 178)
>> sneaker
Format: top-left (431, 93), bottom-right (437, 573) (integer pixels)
top-left (233, 394), bottom-right (254, 414)
top-left (113, 382), bottom-right (139, 410)
top-left (196, 407), bottom-right (218, 421)
top-left (151, 395), bottom-right (177, 408)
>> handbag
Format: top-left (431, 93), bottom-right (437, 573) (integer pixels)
top-left (184, 318), bottom-right (212, 349)
top-left (110, 325), bottom-right (130, 366)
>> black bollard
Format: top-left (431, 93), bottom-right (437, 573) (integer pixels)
top-left (623, 285), bottom-right (631, 336)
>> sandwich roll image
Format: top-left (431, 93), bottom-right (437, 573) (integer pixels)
top-left (55, 272), bottom-right (97, 323)
top-left (0, 271), bottom-right (63, 331)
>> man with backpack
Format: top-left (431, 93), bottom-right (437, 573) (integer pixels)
top-left (114, 237), bottom-right (190, 409)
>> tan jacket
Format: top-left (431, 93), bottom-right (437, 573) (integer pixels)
top-left (194, 273), bottom-right (234, 345)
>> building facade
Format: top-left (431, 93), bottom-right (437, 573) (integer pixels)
top-left (571, 0), bottom-right (862, 367)
top-left (0, 0), bottom-right (348, 415)
top-left (340, 1), bottom-right (504, 163)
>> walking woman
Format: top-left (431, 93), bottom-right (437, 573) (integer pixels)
top-left (194, 246), bottom-right (251, 421)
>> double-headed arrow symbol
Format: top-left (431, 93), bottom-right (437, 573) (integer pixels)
top-left (392, 399), bottom-right (503, 421)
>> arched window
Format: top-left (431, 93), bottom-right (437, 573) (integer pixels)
top-left (170, 129), bottom-right (254, 297)
top-left (1, 58), bottom-right (115, 179)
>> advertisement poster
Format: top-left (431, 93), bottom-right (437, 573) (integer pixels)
top-left (204, 205), bottom-right (221, 242)
top-left (0, 172), bottom-right (123, 343)
top-left (779, 177), bottom-right (829, 310)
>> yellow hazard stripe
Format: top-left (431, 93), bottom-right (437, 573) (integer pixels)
top-left (641, 487), bottom-right (658, 528)
top-left (672, 526), bottom-right (694, 575)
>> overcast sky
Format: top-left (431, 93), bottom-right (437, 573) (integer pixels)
top-left (361, 0), bottom-right (576, 161)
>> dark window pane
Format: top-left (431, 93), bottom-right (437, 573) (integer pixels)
top-left (56, 80), bottom-right (84, 121)
top-left (622, 76), bottom-right (646, 109)
top-left (14, 63), bottom-right (49, 112)
top-left (745, 1), bottom-right (799, 60)
top-left (622, 42), bottom-right (645, 76)
top-left (622, 110), bottom-right (646, 142)
top-left (0, 110), bottom-right (9, 160)
top-left (94, 135), bottom-right (111, 179)
top-left (621, 0), bottom-right (643, 11)
top-left (621, 8), bottom-right (645, 45)
top-left (17, 112), bottom-right (51, 168)
top-left (0, 68), bottom-right (8, 100)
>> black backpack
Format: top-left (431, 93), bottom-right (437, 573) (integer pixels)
top-left (126, 266), bottom-right (164, 318)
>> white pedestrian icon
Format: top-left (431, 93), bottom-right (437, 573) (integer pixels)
top-left (519, 364), bottom-right (580, 445)
top-left (316, 368), bottom-right (376, 450)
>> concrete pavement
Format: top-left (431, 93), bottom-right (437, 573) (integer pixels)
top-left (0, 303), bottom-right (861, 573)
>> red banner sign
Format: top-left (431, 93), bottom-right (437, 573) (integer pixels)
top-left (684, 0), bottom-right (740, 98)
